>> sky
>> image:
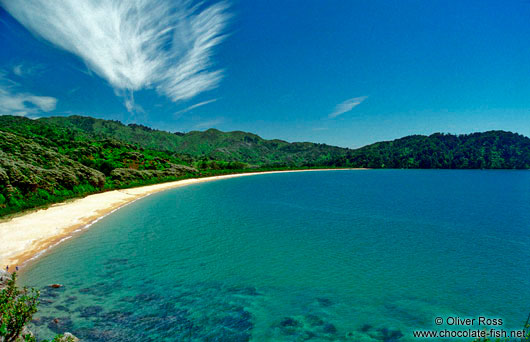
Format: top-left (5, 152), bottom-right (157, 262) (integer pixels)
top-left (1, 0), bottom-right (530, 148)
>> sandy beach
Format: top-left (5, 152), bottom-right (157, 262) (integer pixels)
top-left (0, 169), bottom-right (362, 270)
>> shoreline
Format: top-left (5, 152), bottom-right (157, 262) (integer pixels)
top-left (0, 168), bottom-right (365, 270)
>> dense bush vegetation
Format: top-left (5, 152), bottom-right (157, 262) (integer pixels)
top-left (326, 131), bottom-right (530, 169)
top-left (0, 116), bottom-right (200, 217)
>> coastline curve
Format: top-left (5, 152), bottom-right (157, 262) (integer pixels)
top-left (0, 169), bottom-right (365, 270)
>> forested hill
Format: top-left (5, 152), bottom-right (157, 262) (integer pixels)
top-left (0, 115), bottom-right (201, 216)
top-left (326, 131), bottom-right (530, 169)
top-left (41, 115), bottom-right (346, 166)
top-left (41, 115), bottom-right (530, 169)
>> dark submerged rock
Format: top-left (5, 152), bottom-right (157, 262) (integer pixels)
top-left (315, 297), bottom-right (334, 307)
top-left (374, 327), bottom-right (404, 342)
top-left (64, 296), bottom-right (78, 304)
top-left (359, 323), bottom-right (372, 332)
top-left (47, 316), bottom-right (74, 334)
top-left (305, 314), bottom-right (325, 327)
top-left (54, 304), bottom-right (71, 312)
top-left (280, 317), bottom-right (301, 328)
top-left (77, 305), bottom-right (104, 318)
top-left (322, 322), bottom-right (337, 334)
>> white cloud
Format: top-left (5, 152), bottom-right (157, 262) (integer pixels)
top-left (0, 68), bottom-right (57, 116)
top-left (329, 96), bottom-right (368, 118)
top-left (12, 64), bottom-right (23, 76)
top-left (1, 0), bottom-right (230, 110)
top-left (175, 98), bottom-right (217, 116)
top-left (0, 70), bottom-right (19, 87)
top-left (25, 95), bottom-right (57, 111)
top-left (11, 63), bottom-right (44, 77)
top-left (0, 86), bottom-right (57, 116)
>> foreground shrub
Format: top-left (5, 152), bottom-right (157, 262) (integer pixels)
top-left (0, 273), bottom-right (75, 342)
top-left (0, 273), bottom-right (39, 342)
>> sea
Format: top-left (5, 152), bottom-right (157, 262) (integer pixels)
top-left (19, 170), bottom-right (530, 341)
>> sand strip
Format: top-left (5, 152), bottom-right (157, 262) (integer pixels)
top-left (0, 169), bottom-right (364, 269)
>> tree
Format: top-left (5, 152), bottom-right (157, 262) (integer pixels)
top-left (0, 274), bottom-right (76, 342)
top-left (0, 273), bottom-right (39, 342)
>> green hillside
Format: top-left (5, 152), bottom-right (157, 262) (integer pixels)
top-left (42, 115), bottom-right (530, 169)
top-left (1, 114), bottom-right (529, 217)
top-left (41, 116), bottom-right (348, 166)
top-left (0, 116), bottom-right (200, 216)
top-left (327, 131), bottom-right (530, 169)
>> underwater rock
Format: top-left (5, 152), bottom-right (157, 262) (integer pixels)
top-left (31, 316), bottom-right (46, 327)
top-left (277, 317), bottom-right (303, 336)
top-left (54, 304), bottom-right (70, 312)
top-left (359, 324), bottom-right (372, 332)
top-left (47, 317), bottom-right (74, 334)
top-left (272, 314), bottom-right (344, 341)
top-left (78, 281), bottom-right (121, 296)
top-left (371, 327), bottom-right (404, 342)
top-left (345, 331), bottom-right (380, 342)
top-left (77, 305), bottom-right (104, 318)
top-left (73, 327), bottom-right (124, 342)
top-left (31, 279), bottom-right (263, 341)
top-left (280, 317), bottom-right (301, 328)
top-left (39, 298), bottom-right (54, 306)
top-left (322, 323), bottom-right (337, 334)
top-left (299, 330), bottom-right (317, 341)
top-left (315, 297), bottom-right (334, 307)
top-left (384, 302), bottom-right (427, 327)
top-left (305, 314), bottom-right (325, 327)
top-left (64, 296), bottom-right (78, 304)
top-left (40, 286), bottom-right (61, 298)
top-left (99, 310), bottom-right (133, 324)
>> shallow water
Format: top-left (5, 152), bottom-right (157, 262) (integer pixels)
top-left (20, 170), bottom-right (530, 341)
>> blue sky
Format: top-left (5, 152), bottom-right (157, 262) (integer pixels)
top-left (1, 1), bottom-right (530, 148)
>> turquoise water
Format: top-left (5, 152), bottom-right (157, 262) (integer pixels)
top-left (20, 170), bottom-right (530, 341)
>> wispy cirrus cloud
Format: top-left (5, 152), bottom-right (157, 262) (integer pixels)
top-left (12, 63), bottom-right (44, 78)
top-left (329, 96), bottom-right (368, 118)
top-left (175, 98), bottom-right (218, 117)
top-left (1, 0), bottom-right (230, 111)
